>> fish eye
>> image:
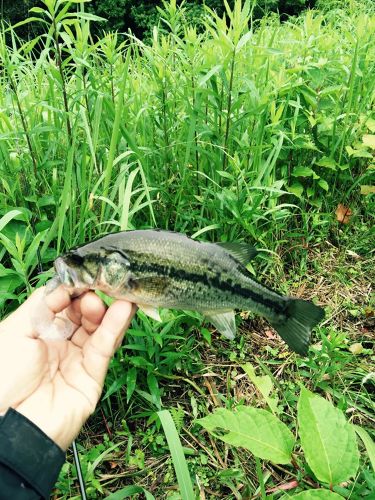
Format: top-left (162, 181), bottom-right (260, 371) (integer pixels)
top-left (66, 252), bottom-right (84, 266)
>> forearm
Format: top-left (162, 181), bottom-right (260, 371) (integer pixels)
top-left (0, 408), bottom-right (65, 500)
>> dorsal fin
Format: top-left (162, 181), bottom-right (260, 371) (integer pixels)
top-left (215, 242), bottom-right (258, 265)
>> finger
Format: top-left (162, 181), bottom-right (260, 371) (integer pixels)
top-left (80, 292), bottom-right (107, 334)
top-left (45, 286), bottom-right (72, 314)
top-left (83, 301), bottom-right (136, 386)
top-left (70, 326), bottom-right (90, 348)
top-left (29, 286), bottom-right (75, 340)
top-left (65, 297), bottom-right (83, 326)
top-left (69, 294), bottom-right (107, 346)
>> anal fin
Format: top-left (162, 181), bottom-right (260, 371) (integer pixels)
top-left (204, 310), bottom-right (236, 340)
top-left (138, 304), bottom-right (162, 322)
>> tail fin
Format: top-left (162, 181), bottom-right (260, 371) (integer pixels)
top-left (269, 299), bottom-right (325, 355)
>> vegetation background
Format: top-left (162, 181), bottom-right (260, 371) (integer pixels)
top-left (0, 0), bottom-right (374, 498)
top-left (2, 0), bottom-right (318, 40)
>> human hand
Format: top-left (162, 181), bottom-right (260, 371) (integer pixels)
top-left (0, 286), bottom-right (136, 450)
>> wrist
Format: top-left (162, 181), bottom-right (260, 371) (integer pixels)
top-left (16, 406), bottom-right (86, 451)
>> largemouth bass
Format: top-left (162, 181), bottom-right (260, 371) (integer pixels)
top-left (52, 230), bottom-right (324, 355)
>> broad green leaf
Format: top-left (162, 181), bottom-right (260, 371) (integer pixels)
top-left (242, 363), bottom-right (279, 414)
top-left (6, 17), bottom-right (48, 30)
top-left (0, 210), bottom-right (23, 233)
top-left (29, 6), bottom-right (46, 13)
top-left (300, 84), bottom-right (318, 108)
top-left (0, 264), bottom-right (17, 277)
top-left (25, 232), bottom-right (44, 270)
top-left (0, 234), bottom-right (18, 260)
top-left (120, 166), bottom-right (140, 231)
top-left (318, 179), bottom-right (329, 191)
top-left (315, 157), bottom-right (337, 170)
top-left (366, 118), bottom-right (375, 133)
top-left (197, 406), bottom-right (294, 464)
top-left (37, 195), bottom-right (56, 208)
top-left (0, 221), bottom-right (30, 245)
top-left (360, 185), bottom-right (375, 195)
top-left (69, 11), bottom-right (106, 22)
top-left (292, 166), bottom-right (317, 178)
top-left (353, 425), bottom-right (375, 471)
top-left (217, 170), bottom-right (235, 180)
top-left (0, 274), bottom-right (23, 294)
top-left (362, 134), bottom-right (375, 149)
top-left (287, 182), bottom-right (304, 198)
top-left (298, 387), bottom-right (359, 485)
top-left (288, 490), bottom-right (344, 499)
top-left (63, 0), bottom-right (92, 4)
top-left (345, 146), bottom-right (373, 158)
top-left (236, 31), bottom-right (252, 51)
top-left (104, 485), bottom-right (155, 500)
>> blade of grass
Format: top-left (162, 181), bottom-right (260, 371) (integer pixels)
top-left (158, 409), bottom-right (195, 500)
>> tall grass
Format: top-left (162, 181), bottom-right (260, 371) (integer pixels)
top-left (0, 0), bottom-right (374, 300)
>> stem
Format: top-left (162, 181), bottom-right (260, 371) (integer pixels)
top-left (191, 75), bottom-right (199, 173)
top-left (255, 457), bottom-right (266, 500)
top-left (8, 74), bottom-right (37, 177)
top-left (161, 79), bottom-right (170, 172)
top-left (52, 16), bottom-right (72, 143)
top-left (110, 63), bottom-right (115, 103)
top-left (223, 49), bottom-right (236, 170)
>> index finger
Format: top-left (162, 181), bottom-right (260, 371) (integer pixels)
top-left (82, 300), bottom-right (137, 387)
top-left (44, 285), bottom-right (72, 313)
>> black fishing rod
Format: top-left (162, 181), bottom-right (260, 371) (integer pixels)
top-left (72, 440), bottom-right (87, 500)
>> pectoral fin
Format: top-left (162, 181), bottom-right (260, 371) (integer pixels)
top-left (204, 310), bottom-right (236, 340)
top-left (138, 304), bottom-right (162, 322)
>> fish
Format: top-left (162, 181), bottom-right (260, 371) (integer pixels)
top-left (51, 229), bottom-right (325, 355)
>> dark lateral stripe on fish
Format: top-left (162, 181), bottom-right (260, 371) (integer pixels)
top-left (107, 252), bottom-right (287, 315)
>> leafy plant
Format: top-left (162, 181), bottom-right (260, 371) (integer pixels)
top-left (197, 385), bottom-right (370, 497)
top-left (197, 406), bottom-right (295, 464)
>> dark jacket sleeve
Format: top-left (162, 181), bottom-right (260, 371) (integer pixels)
top-left (0, 408), bottom-right (65, 500)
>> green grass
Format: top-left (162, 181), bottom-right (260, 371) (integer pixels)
top-left (0, 0), bottom-right (374, 497)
